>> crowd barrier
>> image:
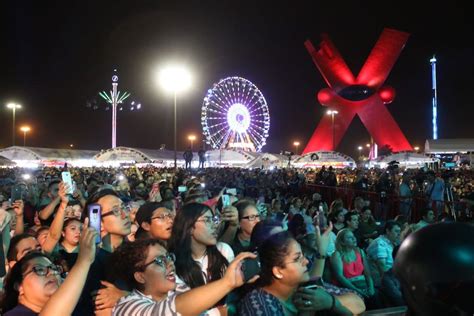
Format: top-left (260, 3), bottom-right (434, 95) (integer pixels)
top-left (304, 183), bottom-right (469, 223)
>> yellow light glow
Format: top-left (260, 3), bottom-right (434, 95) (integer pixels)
top-left (158, 65), bottom-right (192, 92)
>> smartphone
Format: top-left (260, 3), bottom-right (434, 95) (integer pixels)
top-left (178, 185), bottom-right (187, 193)
top-left (226, 188), bottom-right (237, 196)
top-left (11, 186), bottom-right (23, 201)
top-left (241, 256), bottom-right (261, 282)
top-left (222, 194), bottom-right (231, 208)
top-left (88, 203), bottom-right (102, 243)
top-left (300, 278), bottom-right (323, 289)
top-left (61, 171), bottom-right (74, 195)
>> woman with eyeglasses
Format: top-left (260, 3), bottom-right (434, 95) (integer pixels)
top-left (168, 203), bottom-right (235, 316)
top-left (239, 220), bottom-right (364, 316)
top-left (134, 202), bottom-right (174, 242)
top-left (0, 224), bottom-right (97, 315)
top-left (111, 238), bottom-right (258, 315)
top-left (230, 200), bottom-right (261, 256)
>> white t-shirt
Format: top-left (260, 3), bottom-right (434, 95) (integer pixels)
top-left (175, 242), bottom-right (234, 316)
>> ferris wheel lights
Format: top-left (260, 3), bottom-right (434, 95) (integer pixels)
top-left (158, 65), bottom-right (192, 92)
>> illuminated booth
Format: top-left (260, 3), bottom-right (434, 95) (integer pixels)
top-left (293, 151), bottom-right (356, 169)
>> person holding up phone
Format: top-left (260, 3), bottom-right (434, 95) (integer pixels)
top-left (239, 219), bottom-right (364, 316)
top-left (0, 223), bottom-right (98, 316)
top-left (229, 200), bottom-right (260, 256)
top-left (110, 239), bottom-right (258, 315)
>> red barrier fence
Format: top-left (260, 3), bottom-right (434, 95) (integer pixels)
top-left (304, 184), bottom-right (469, 223)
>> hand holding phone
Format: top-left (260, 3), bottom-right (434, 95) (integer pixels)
top-left (61, 171), bottom-right (74, 195)
top-left (87, 203), bottom-right (101, 244)
top-left (241, 256), bottom-right (261, 282)
top-left (222, 194), bottom-right (231, 208)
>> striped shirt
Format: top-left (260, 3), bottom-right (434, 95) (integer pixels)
top-left (112, 289), bottom-right (180, 316)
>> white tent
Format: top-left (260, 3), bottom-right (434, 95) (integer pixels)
top-left (425, 139), bottom-right (474, 154)
top-left (0, 155), bottom-right (15, 167)
top-left (369, 152), bottom-right (439, 169)
top-left (0, 146), bottom-right (99, 167)
top-left (246, 153), bottom-right (291, 169)
top-left (94, 147), bottom-right (188, 167)
top-left (205, 149), bottom-right (258, 167)
top-left (293, 151), bottom-right (356, 169)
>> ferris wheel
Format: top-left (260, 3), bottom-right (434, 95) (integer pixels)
top-left (201, 76), bottom-right (270, 152)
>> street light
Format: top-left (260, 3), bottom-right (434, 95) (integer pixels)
top-left (414, 146), bottom-right (420, 152)
top-left (19, 126), bottom-right (30, 146)
top-left (6, 103), bottom-right (22, 146)
top-left (158, 65), bottom-right (192, 169)
top-left (366, 143), bottom-right (370, 148)
top-left (358, 146), bottom-right (363, 158)
top-left (293, 141), bottom-right (300, 155)
top-left (327, 110), bottom-right (338, 150)
top-left (188, 135), bottom-right (196, 150)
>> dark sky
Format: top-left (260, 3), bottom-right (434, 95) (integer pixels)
top-left (1, 1), bottom-right (472, 158)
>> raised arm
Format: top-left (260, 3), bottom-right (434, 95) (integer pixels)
top-left (12, 200), bottom-right (25, 235)
top-left (40, 221), bottom-right (97, 316)
top-left (174, 252), bottom-right (258, 315)
top-left (39, 196), bottom-right (60, 221)
top-left (42, 182), bottom-right (69, 254)
top-left (310, 222), bottom-right (333, 278)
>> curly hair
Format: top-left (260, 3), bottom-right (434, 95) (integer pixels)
top-left (109, 239), bottom-right (166, 291)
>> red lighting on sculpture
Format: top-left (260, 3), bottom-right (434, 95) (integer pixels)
top-left (303, 28), bottom-right (413, 154)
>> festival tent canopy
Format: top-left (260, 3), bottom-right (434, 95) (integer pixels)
top-left (292, 151), bottom-right (356, 169)
top-left (425, 139), bottom-right (474, 154)
top-left (94, 147), bottom-right (188, 166)
top-left (205, 149), bottom-right (259, 167)
top-left (369, 151), bottom-right (439, 168)
top-left (0, 155), bottom-right (15, 167)
top-left (0, 146), bottom-right (99, 167)
top-left (246, 152), bottom-right (292, 169)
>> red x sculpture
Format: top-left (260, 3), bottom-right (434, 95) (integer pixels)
top-left (302, 28), bottom-right (413, 154)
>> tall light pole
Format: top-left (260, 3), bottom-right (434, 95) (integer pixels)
top-left (327, 110), bottom-right (338, 150)
top-left (6, 103), bottom-right (22, 146)
top-left (158, 65), bottom-right (192, 169)
top-left (20, 126), bottom-right (31, 146)
top-left (188, 134), bottom-right (196, 150)
top-left (293, 141), bottom-right (300, 155)
top-left (430, 55), bottom-right (438, 140)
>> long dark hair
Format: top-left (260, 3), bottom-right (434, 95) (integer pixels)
top-left (168, 203), bottom-right (229, 289)
top-left (250, 220), bottom-right (294, 287)
top-left (0, 251), bottom-right (52, 313)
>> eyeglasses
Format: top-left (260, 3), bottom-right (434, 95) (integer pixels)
top-left (142, 253), bottom-right (176, 269)
top-left (102, 204), bottom-right (131, 218)
top-left (241, 214), bottom-right (260, 221)
top-left (196, 215), bottom-right (221, 226)
top-left (151, 213), bottom-right (175, 221)
top-left (284, 252), bottom-right (306, 265)
top-left (24, 264), bottom-right (63, 277)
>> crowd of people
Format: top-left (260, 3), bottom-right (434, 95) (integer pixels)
top-left (0, 164), bottom-right (473, 315)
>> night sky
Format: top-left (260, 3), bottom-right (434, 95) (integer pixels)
top-left (1, 1), bottom-right (472, 158)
